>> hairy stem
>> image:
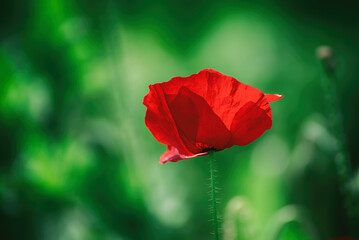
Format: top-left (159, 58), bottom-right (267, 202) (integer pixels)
top-left (209, 151), bottom-right (219, 240)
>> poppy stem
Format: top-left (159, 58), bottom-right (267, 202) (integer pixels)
top-left (316, 46), bottom-right (355, 233)
top-left (209, 151), bottom-right (219, 240)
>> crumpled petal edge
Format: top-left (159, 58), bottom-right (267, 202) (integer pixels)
top-left (160, 145), bottom-right (208, 164)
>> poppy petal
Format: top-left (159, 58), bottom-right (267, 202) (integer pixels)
top-left (167, 86), bottom-right (231, 152)
top-left (230, 95), bottom-right (272, 146)
top-left (160, 145), bottom-right (208, 164)
top-left (143, 85), bottom-right (194, 156)
top-left (265, 94), bottom-right (283, 103)
top-left (159, 69), bottom-right (268, 129)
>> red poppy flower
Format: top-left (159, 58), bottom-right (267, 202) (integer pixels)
top-left (143, 69), bottom-right (282, 164)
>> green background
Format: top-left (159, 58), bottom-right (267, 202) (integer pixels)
top-left (1, 0), bottom-right (359, 239)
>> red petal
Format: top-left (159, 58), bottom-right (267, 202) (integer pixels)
top-left (143, 85), bottom-right (193, 156)
top-left (265, 94), bottom-right (283, 103)
top-left (160, 145), bottom-right (208, 164)
top-left (158, 69), bottom-right (268, 129)
top-left (167, 87), bottom-right (231, 152)
top-left (230, 95), bottom-right (272, 146)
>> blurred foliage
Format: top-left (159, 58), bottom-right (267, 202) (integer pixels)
top-left (1, 0), bottom-right (359, 239)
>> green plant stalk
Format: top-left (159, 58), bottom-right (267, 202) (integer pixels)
top-left (209, 151), bottom-right (219, 240)
top-left (317, 46), bottom-right (354, 231)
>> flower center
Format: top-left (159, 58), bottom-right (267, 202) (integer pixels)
top-left (196, 143), bottom-right (218, 153)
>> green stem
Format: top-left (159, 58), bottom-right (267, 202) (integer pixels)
top-left (316, 46), bottom-right (354, 232)
top-left (209, 151), bottom-right (219, 240)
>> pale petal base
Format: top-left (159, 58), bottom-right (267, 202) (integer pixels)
top-left (160, 146), bottom-right (208, 164)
